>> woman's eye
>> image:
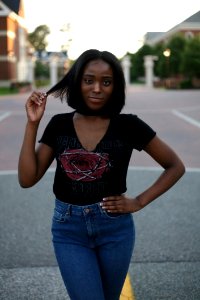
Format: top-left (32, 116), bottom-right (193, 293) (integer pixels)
top-left (84, 78), bottom-right (93, 84)
top-left (103, 80), bottom-right (111, 86)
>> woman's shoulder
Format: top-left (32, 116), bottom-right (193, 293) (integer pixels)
top-left (115, 113), bottom-right (155, 132)
top-left (115, 113), bottom-right (139, 123)
top-left (50, 111), bottom-right (74, 122)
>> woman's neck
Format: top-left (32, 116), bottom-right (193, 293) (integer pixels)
top-left (74, 112), bottom-right (110, 122)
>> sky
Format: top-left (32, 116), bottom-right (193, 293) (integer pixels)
top-left (23, 0), bottom-right (199, 59)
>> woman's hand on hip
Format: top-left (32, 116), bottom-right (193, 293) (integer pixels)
top-left (100, 194), bottom-right (143, 213)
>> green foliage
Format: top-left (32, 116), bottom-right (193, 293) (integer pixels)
top-left (153, 44), bottom-right (167, 78)
top-left (167, 35), bottom-right (186, 76)
top-left (129, 45), bottom-right (153, 81)
top-left (152, 36), bottom-right (187, 78)
top-left (28, 25), bottom-right (50, 52)
top-left (128, 34), bottom-right (200, 86)
top-left (0, 82), bottom-right (32, 95)
top-left (35, 79), bottom-right (50, 88)
top-left (179, 79), bottom-right (193, 89)
top-left (34, 61), bottom-right (50, 79)
top-left (0, 87), bottom-right (18, 95)
top-left (181, 36), bottom-right (200, 78)
top-left (10, 81), bottom-right (31, 89)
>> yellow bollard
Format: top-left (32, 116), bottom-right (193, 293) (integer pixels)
top-left (120, 274), bottom-right (136, 300)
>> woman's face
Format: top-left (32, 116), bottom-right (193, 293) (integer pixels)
top-left (80, 59), bottom-right (114, 112)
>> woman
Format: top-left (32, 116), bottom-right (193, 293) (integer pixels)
top-left (18, 49), bottom-right (185, 300)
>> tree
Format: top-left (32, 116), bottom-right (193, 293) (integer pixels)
top-left (28, 25), bottom-right (50, 53)
top-left (152, 36), bottom-right (186, 79)
top-left (167, 35), bottom-right (186, 76)
top-left (153, 44), bottom-right (167, 78)
top-left (34, 61), bottom-right (49, 79)
top-left (129, 45), bottom-right (153, 81)
top-left (181, 36), bottom-right (200, 78)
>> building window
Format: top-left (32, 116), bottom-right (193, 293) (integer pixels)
top-left (185, 31), bottom-right (194, 39)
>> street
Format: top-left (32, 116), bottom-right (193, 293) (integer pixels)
top-left (0, 86), bottom-right (200, 299)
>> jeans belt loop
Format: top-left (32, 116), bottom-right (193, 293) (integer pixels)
top-left (66, 204), bottom-right (72, 216)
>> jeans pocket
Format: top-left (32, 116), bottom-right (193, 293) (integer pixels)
top-left (53, 207), bottom-right (70, 223)
top-left (102, 210), bottom-right (125, 219)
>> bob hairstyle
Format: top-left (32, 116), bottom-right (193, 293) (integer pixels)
top-left (47, 49), bottom-right (126, 116)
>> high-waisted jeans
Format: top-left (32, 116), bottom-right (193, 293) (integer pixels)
top-left (51, 198), bottom-right (135, 300)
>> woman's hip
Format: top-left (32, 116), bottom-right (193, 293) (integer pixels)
top-left (51, 198), bottom-right (135, 247)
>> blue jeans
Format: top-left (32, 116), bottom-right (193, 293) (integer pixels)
top-left (51, 198), bottom-right (135, 300)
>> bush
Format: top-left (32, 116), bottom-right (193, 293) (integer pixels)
top-left (35, 61), bottom-right (49, 79)
top-left (0, 87), bottom-right (18, 95)
top-left (10, 81), bottom-right (31, 90)
top-left (180, 79), bottom-right (193, 89)
top-left (35, 79), bottom-right (50, 88)
top-left (10, 81), bottom-right (32, 93)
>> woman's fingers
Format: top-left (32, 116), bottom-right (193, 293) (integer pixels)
top-left (28, 92), bottom-right (47, 106)
top-left (100, 196), bottom-right (129, 212)
top-left (100, 195), bottom-right (142, 213)
top-left (26, 92), bottom-right (48, 122)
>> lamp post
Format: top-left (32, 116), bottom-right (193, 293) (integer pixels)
top-left (163, 48), bottom-right (171, 77)
top-left (163, 48), bottom-right (171, 88)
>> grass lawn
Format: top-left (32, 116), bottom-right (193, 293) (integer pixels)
top-left (0, 87), bottom-right (18, 95)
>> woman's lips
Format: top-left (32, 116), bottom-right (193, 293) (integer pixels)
top-left (88, 97), bottom-right (104, 103)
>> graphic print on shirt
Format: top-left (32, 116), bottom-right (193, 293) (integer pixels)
top-left (59, 148), bottom-right (111, 182)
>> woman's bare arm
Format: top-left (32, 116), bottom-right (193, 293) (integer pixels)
top-left (101, 136), bottom-right (185, 213)
top-left (135, 135), bottom-right (185, 208)
top-left (18, 92), bottom-right (54, 187)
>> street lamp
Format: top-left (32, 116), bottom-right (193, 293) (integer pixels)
top-left (163, 48), bottom-right (171, 79)
top-left (163, 48), bottom-right (171, 58)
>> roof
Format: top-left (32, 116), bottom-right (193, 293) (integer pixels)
top-left (144, 10), bottom-right (200, 46)
top-left (145, 32), bottom-right (164, 41)
top-left (2, 0), bottom-right (20, 14)
top-left (182, 10), bottom-right (200, 23)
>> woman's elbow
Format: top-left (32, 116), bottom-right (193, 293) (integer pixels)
top-left (18, 180), bottom-right (35, 189)
top-left (170, 158), bottom-right (185, 180)
top-left (178, 160), bottom-right (186, 177)
top-left (18, 175), bottom-right (37, 188)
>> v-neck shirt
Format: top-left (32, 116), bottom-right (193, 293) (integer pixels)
top-left (39, 112), bottom-right (156, 205)
top-left (72, 115), bottom-right (111, 152)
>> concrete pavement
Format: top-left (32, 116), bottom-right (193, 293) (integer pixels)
top-left (0, 168), bottom-right (199, 299)
top-left (0, 85), bottom-right (200, 299)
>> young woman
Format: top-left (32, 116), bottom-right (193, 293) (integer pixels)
top-left (18, 49), bottom-right (185, 300)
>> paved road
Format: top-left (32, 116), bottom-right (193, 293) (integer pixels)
top-left (0, 86), bottom-right (200, 299)
top-left (0, 85), bottom-right (200, 169)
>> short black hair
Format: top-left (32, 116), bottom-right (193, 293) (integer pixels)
top-left (47, 49), bottom-right (126, 116)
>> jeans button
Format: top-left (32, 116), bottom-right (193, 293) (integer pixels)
top-left (84, 208), bottom-right (90, 214)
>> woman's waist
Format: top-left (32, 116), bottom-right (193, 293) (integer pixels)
top-left (55, 194), bottom-right (103, 206)
top-left (55, 198), bottom-right (103, 216)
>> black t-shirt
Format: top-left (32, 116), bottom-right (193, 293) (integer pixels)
top-left (39, 112), bottom-right (156, 205)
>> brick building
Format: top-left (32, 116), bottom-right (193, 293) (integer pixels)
top-left (0, 0), bottom-right (29, 87)
top-left (144, 10), bottom-right (200, 46)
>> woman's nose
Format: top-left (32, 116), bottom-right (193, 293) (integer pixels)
top-left (93, 81), bottom-right (101, 92)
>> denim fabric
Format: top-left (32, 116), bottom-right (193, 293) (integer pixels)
top-left (51, 198), bottom-right (135, 300)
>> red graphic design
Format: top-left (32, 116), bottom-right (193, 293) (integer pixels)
top-left (59, 149), bottom-right (111, 181)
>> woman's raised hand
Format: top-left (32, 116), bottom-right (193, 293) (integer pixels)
top-left (25, 91), bottom-right (47, 123)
